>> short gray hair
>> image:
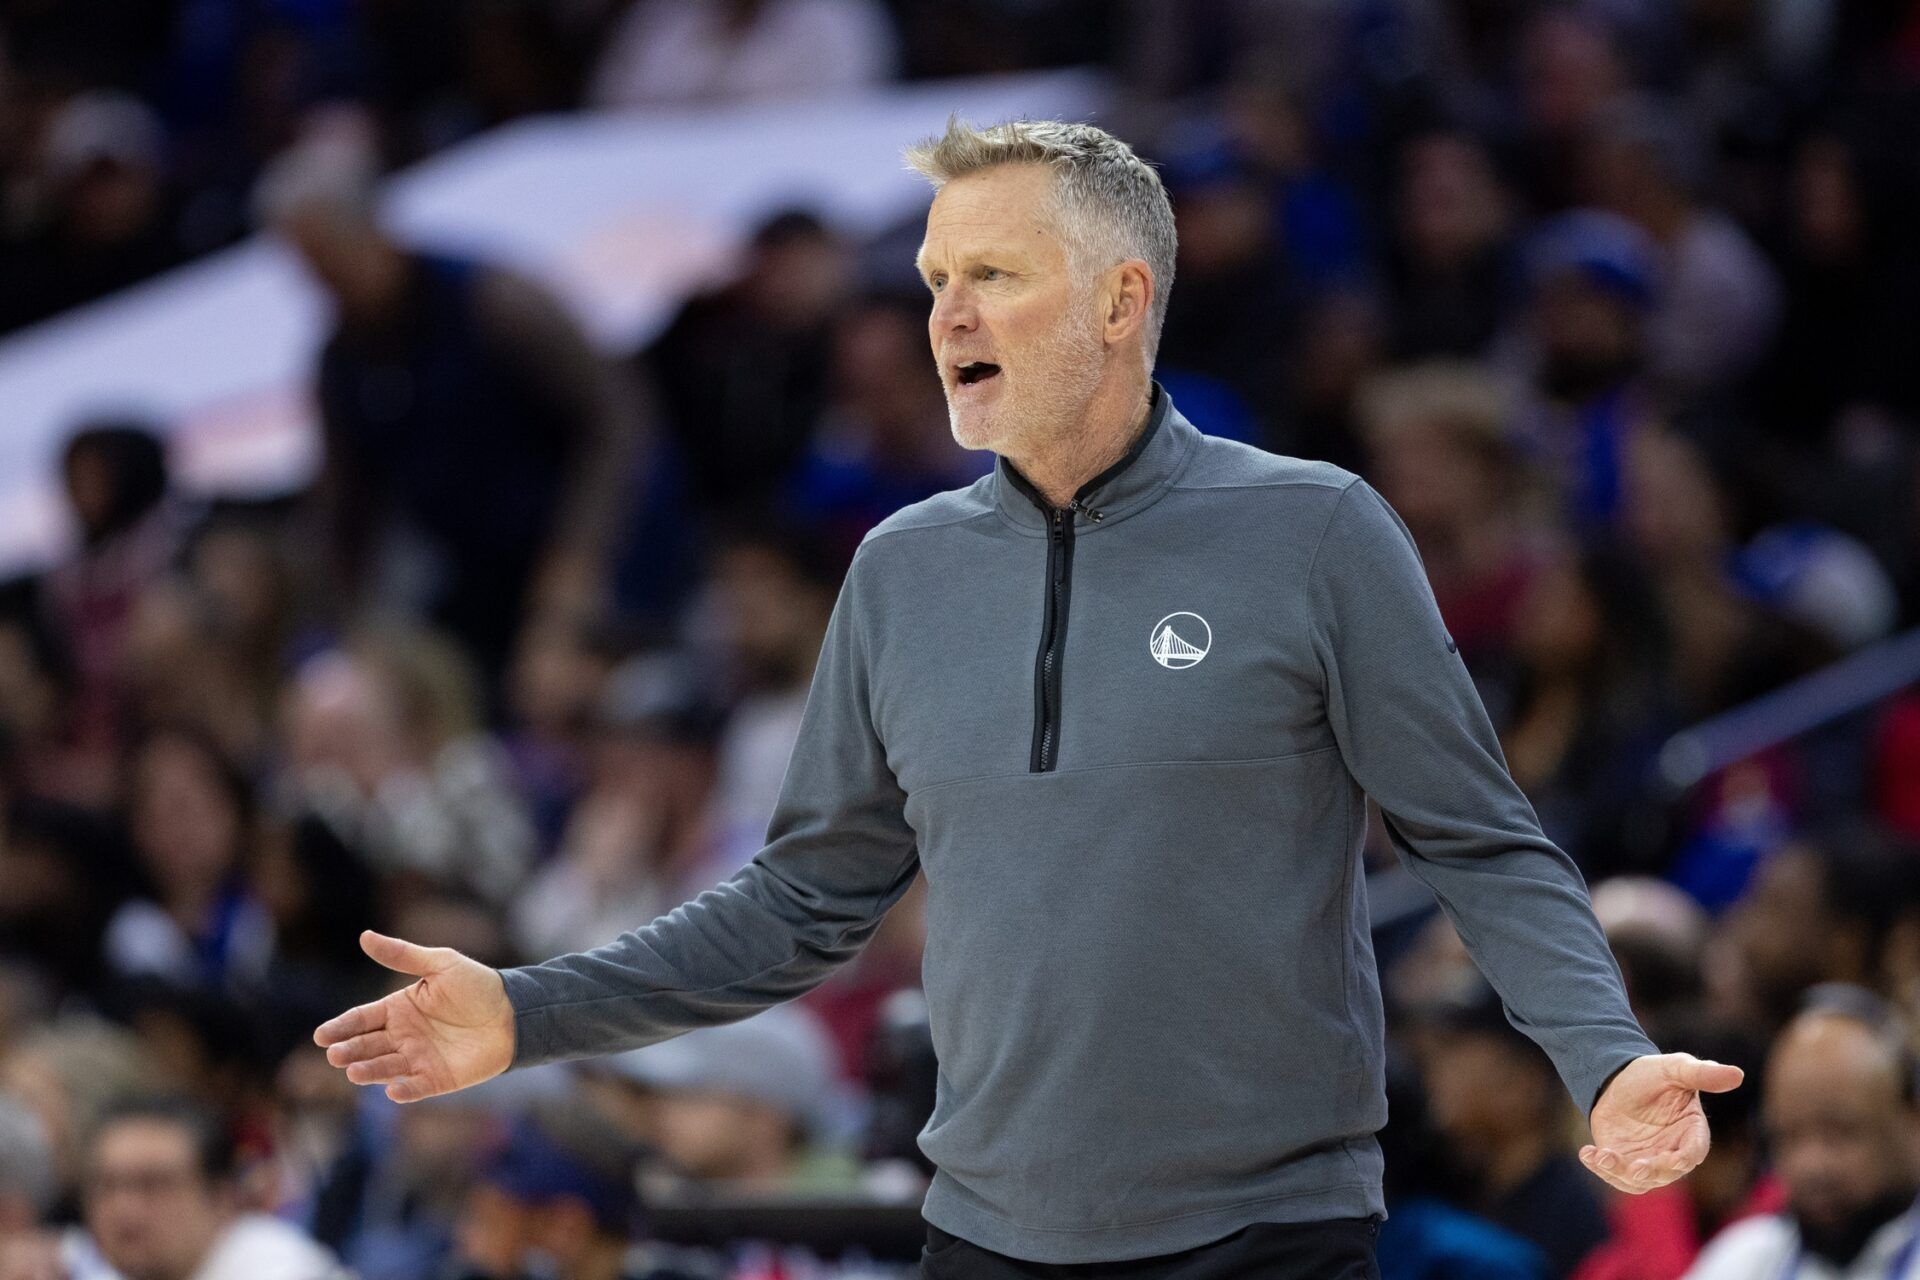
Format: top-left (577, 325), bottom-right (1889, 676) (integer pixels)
top-left (905, 117), bottom-right (1178, 362)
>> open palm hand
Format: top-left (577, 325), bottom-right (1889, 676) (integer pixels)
top-left (1582, 1053), bottom-right (1745, 1194)
top-left (313, 931), bottom-right (515, 1104)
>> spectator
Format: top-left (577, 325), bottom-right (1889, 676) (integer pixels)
top-left (682, 527), bottom-right (834, 874)
top-left (1414, 983), bottom-right (1610, 1277)
top-left (281, 631), bottom-right (535, 907)
top-left (509, 653), bottom-right (722, 959)
top-left (1575, 1022), bottom-right (1778, 1280)
top-left (445, 1106), bottom-right (727, 1280)
top-left (260, 140), bottom-right (644, 681)
top-left (643, 209), bottom-right (850, 522)
top-left (1375, 1055), bottom-right (1550, 1280)
top-left (1497, 545), bottom-right (1678, 878)
top-left (1507, 209), bottom-right (1663, 531)
top-left (1387, 132), bottom-right (1517, 361)
top-left (55, 1097), bottom-right (345, 1280)
top-left (102, 728), bottom-right (274, 997)
top-left (0, 93), bottom-right (180, 334)
top-left (0, 1018), bottom-right (157, 1220)
top-left (1685, 989), bottom-right (1920, 1278)
top-left (783, 296), bottom-right (989, 565)
top-left (1514, 10), bottom-right (1631, 211)
top-left (38, 422), bottom-right (190, 800)
top-left (588, 0), bottom-right (897, 108)
top-left (585, 1006), bottom-right (855, 1193)
top-left (1355, 362), bottom-right (1534, 667)
top-left (0, 1099), bottom-right (53, 1242)
top-left (1581, 97), bottom-right (1783, 405)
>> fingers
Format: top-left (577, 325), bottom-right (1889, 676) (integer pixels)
top-left (360, 930), bottom-right (446, 978)
top-left (323, 1030), bottom-right (396, 1069)
top-left (313, 999), bottom-right (387, 1048)
top-left (1580, 1144), bottom-right (1700, 1194)
top-left (1664, 1053), bottom-right (1745, 1094)
top-left (386, 1076), bottom-right (438, 1105)
top-left (345, 1053), bottom-right (410, 1086)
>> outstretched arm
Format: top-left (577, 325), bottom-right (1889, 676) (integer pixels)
top-left (1309, 479), bottom-right (1736, 1190)
top-left (317, 545), bottom-right (918, 1095)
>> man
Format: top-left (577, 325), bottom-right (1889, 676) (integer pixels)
top-left (1417, 983), bottom-right (1609, 1276)
top-left (258, 141), bottom-right (643, 682)
top-left (1685, 988), bottom-right (1920, 1279)
top-left (577, 1004), bottom-right (851, 1192)
top-left (446, 1107), bottom-right (720, 1280)
top-left (316, 119), bottom-right (1740, 1277)
top-left (0, 1098), bottom-right (345, 1280)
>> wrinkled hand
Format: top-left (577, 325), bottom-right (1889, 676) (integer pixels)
top-left (1583, 1053), bottom-right (1744, 1194)
top-left (313, 931), bottom-right (515, 1103)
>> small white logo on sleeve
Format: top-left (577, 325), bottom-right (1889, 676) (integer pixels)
top-left (1150, 612), bottom-right (1212, 669)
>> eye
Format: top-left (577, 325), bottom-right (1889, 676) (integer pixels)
top-left (980, 267), bottom-right (1004, 281)
top-left (928, 273), bottom-right (946, 293)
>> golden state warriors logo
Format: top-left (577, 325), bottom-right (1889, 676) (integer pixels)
top-left (1150, 612), bottom-right (1211, 669)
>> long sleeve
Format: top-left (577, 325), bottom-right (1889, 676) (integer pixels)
top-left (499, 548), bottom-right (920, 1067)
top-left (1308, 478), bottom-right (1657, 1112)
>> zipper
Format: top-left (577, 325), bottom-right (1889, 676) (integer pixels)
top-left (1029, 499), bottom-right (1103, 772)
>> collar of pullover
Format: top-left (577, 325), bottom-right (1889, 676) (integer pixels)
top-left (992, 381), bottom-right (1194, 534)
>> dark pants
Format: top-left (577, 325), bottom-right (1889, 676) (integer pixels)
top-left (918, 1218), bottom-right (1381, 1280)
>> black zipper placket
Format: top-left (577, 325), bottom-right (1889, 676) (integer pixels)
top-left (1029, 496), bottom-right (1103, 772)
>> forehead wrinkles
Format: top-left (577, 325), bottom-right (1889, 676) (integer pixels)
top-left (919, 169), bottom-right (1071, 273)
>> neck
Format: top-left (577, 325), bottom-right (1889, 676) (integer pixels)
top-left (1007, 373), bottom-right (1153, 509)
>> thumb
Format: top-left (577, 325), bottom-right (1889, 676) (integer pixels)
top-left (361, 930), bottom-right (445, 979)
top-left (1666, 1054), bottom-right (1745, 1094)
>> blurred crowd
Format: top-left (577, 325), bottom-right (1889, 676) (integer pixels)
top-left (4, 1), bottom-right (1920, 1278)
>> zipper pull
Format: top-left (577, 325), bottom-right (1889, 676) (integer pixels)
top-left (1069, 498), bottom-right (1104, 523)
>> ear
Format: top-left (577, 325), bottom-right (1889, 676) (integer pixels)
top-left (1101, 259), bottom-right (1154, 347)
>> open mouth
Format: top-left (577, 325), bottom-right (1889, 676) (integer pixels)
top-left (955, 361), bottom-right (1002, 388)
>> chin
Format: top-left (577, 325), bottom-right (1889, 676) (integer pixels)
top-left (946, 403), bottom-right (1005, 453)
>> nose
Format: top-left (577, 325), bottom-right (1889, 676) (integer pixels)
top-left (929, 280), bottom-right (977, 341)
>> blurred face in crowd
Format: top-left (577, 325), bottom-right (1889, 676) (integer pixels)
top-left (85, 1118), bottom-right (228, 1280)
top-left (1716, 846), bottom-right (1869, 1025)
top-left (1364, 415), bottom-right (1506, 544)
top-left (1398, 134), bottom-right (1509, 269)
top-left (743, 229), bottom-right (849, 330)
top-left (1531, 274), bottom-right (1641, 400)
top-left (1519, 11), bottom-right (1624, 136)
top-left (282, 652), bottom-right (412, 794)
top-left (649, 1087), bottom-right (797, 1183)
top-left (833, 304), bottom-right (950, 457)
top-left (918, 162), bottom-right (1107, 455)
top-left (128, 734), bottom-right (245, 900)
top-left (1765, 1014), bottom-right (1920, 1262)
top-left (1422, 1030), bottom-right (1559, 1165)
top-left (708, 542), bottom-right (829, 689)
top-left (1171, 178), bottom-right (1270, 277)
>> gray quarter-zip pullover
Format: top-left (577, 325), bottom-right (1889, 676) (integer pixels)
top-left (499, 384), bottom-right (1656, 1263)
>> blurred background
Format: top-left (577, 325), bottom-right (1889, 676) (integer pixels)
top-left (0, 1), bottom-right (1919, 1278)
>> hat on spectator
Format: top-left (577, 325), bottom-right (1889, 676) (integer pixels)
top-left (586, 1005), bottom-right (839, 1136)
top-left (1528, 208), bottom-right (1660, 310)
top-left (598, 653), bottom-right (726, 746)
top-left (43, 92), bottom-right (163, 183)
top-left (1734, 522), bottom-right (1898, 652)
top-left (485, 1108), bottom-right (641, 1233)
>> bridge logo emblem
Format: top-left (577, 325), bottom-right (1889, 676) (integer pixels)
top-left (1150, 613), bottom-right (1212, 669)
